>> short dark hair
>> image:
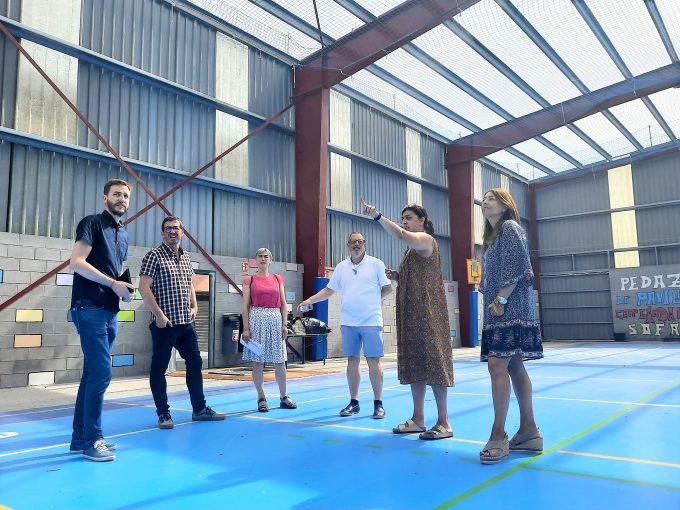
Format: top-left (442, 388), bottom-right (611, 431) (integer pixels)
top-left (162, 216), bottom-right (183, 230)
top-left (104, 179), bottom-right (132, 195)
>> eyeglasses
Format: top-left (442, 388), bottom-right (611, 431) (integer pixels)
top-left (348, 240), bottom-right (366, 245)
top-left (163, 226), bottom-right (182, 232)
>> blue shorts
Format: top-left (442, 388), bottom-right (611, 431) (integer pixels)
top-left (341, 326), bottom-right (384, 358)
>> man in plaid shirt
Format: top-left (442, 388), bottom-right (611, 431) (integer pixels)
top-left (139, 216), bottom-right (225, 429)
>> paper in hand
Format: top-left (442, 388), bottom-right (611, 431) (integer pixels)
top-left (240, 338), bottom-right (263, 356)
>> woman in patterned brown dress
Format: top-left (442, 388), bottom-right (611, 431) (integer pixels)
top-left (361, 199), bottom-right (454, 440)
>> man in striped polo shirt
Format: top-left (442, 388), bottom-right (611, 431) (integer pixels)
top-left (139, 216), bottom-right (225, 429)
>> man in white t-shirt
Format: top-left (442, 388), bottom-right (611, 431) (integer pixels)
top-left (299, 232), bottom-right (392, 418)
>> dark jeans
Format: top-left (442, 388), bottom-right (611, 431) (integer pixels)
top-left (71, 303), bottom-right (118, 448)
top-left (149, 322), bottom-right (206, 414)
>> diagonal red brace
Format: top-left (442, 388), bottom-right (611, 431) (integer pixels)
top-left (0, 20), bottom-right (290, 311)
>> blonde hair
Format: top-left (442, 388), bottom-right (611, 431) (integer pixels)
top-left (255, 247), bottom-right (272, 258)
top-left (482, 188), bottom-right (521, 252)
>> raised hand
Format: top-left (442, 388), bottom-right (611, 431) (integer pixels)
top-left (360, 197), bottom-right (380, 219)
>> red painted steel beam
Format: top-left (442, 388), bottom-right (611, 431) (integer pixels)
top-left (295, 88), bottom-right (330, 297)
top-left (294, 0), bottom-right (481, 97)
top-left (446, 63), bottom-right (680, 166)
top-left (447, 161), bottom-right (475, 347)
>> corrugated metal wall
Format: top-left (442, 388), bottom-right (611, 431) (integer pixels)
top-left (77, 64), bottom-right (215, 173)
top-left (421, 135), bottom-right (447, 187)
top-left (213, 191), bottom-right (295, 261)
top-left (350, 101), bottom-right (406, 170)
top-left (6, 145), bottom-right (213, 249)
top-left (81, 0), bottom-right (215, 95)
top-left (1, 0), bottom-right (298, 262)
top-left (328, 97), bottom-right (454, 280)
top-left (0, 140), bottom-right (9, 229)
top-left (248, 124), bottom-right (294, 197)
top-left (0, 0), bottom-right (20, 19)
top-left (535, 151), bottom-right (680, 340)
top-left (249, 48), bottom-right (294, 129)
top-left (0, 0), bottom-right (18, 128)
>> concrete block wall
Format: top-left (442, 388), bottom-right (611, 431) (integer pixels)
top-left (0, 232), bottom-right (304, 388)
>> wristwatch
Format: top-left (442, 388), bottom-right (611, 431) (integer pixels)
top-left (495, 296), bottom-right (508, 305)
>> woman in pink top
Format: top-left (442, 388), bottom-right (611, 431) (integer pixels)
top-left (241, 247), bottom-right (297, 412)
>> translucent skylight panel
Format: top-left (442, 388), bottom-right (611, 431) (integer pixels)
top-left (375, 49), bottom-right (505, 129)
top-left (413, 24), bottom-right (542, 118)
top-left (607, 99), bottom-right (672, 149)
top-left (648, 89), bottom-right (680, 139)
top-left (513, 0), bottom-right (624, 91)
top-left (587, 0), bottom-right (672, 76)
top-left (454, 1), bottom-right (581, 105)
top-left (273, 0), bottom-right (365, 41)
top-left (343, 70), bottom-right (472, 141)
top-left (355, 0), bottom-right (408, 18)
top-left (540, 126), bottom-right (606, 166)
top-left (510, 139), bottom-right (572, 173)
top-left (189, 0), bottom-right (319, 60)
top-left (573, 112), bottom-right (639, 159)
top-left (485, 150), bottom-right (550, 181)
top-left (657, 0), bottom-right (680, 61)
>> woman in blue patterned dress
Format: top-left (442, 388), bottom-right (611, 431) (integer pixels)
top-left (479, 188), bottom-right (543, 464)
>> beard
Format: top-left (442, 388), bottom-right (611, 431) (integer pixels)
top-left (106, 198), bottom-right (128, 217)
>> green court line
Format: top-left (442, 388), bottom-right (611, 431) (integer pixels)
top-left (522, 464), bottom-right (680, 491)
top-left (409, 450), bottom-right (432, 456)
top-left (287, 433), bottom-right (304, 439)
top-left (362, 444), bottom-right (383, 449)
top-left (323, 438), bottom-right (342, 443)
top-left (433, 381), bottom-right (679, 510)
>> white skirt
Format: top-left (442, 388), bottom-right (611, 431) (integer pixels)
top-left (242, 306), bottom-right (287, 364)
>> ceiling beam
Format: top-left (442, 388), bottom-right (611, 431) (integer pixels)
top-left (251, 0), bottom-right (551, 174)
top-left (496, 0), bottom-right (644, 151)
top-left (446, 63), bottom-right (680, 165)
top-left (571, 0), bottom-right (676, 142)
top-left (444, 18), bottom-right (612, 162)
top-left (293, 0), bottom-right (481, 97)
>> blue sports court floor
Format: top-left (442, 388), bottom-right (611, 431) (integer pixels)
top-left (0, 342), bottom-right (678, 509)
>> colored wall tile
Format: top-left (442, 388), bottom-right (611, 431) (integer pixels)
top-left (134, 289), bottom-right (143, 300)
top-left (14, 334), bottom-right (42, 348)
top-left (285, 263), bottom-right (298, 272)
top-left (56, 273), bottom-right (74, 286)
top-left (228, 284), bottom-right (242, 294)
top-left (286, 291), bottom-right (296, 302)
top-left (450, 330), bottom-right (457, 337)
top-left (16, 309), bottom-right (43, 322)
top-left (117, 310), bottom-right (135, 322)
top-left (249, 258), bottom-right (257, 268)
top-left (383, 325), bottom-right (392, 334)
top-left (0, 268), bottom-right (3, 283)
top-left (28, 371), bottom-right (55, 386)
top-left (112, 354), bottom-right (134, 367)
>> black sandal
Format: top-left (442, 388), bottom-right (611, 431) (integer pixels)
top-left (280, 396), bottom-right (297, 409)
top-left (257, 397), bottom-right (268, 412)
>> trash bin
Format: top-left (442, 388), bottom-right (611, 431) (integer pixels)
top-left (222, 314), bottom-right (243, 355)
top-left (306, 277), bottom-right (329, 361)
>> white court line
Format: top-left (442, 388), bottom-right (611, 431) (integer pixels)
top-left (385, 388), bottom-right (680, 408)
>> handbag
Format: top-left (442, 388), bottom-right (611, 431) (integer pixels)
top-left (289, 317), bottom-right (332, 335)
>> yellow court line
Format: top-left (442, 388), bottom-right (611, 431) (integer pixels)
top-left (559, 450), bottom-right (680, 468)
